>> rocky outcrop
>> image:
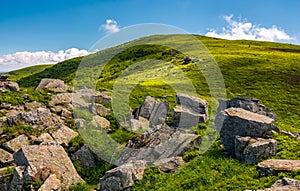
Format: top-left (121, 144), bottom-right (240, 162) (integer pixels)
top-left (12, 142), bottom-right (84, 190)
top-left (35, 78), bottom-right (71, 92)
top-left (218, 97), bottom-right (277, 120)
top-left (99, 160), bottom-right (147, 191)
top-left (24, 101), bottom-right (45, 111)
top-left (49, 93), bottom-right (73, 113)
top-left (215, 107), bottom-right (275, 156)
top-left (172, 93), bottom-right (208, 129)
top-left (75, 88), bottom-right (112, 105)
top-left (6, 108), bottom-right (65, 131)
top-left (234, 136), bottom-right (277, 164)
top-left (49, 125), bottom-right (78, 146)
top-left (133, 96), bottom-right (170, 127)
top-left (0, 148), bottom-right (14, 167)
top-left (116, 124), bottom-right (201, 165)
top-left (71, 145), bottom-right (102, 169)
top-left (130, 117), bottom-right (149, 132)
top-left (257, 159), bottom-right (300, 176)
top-left (0, 74), bottom-right (19, 92)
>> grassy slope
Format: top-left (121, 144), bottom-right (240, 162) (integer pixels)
top-left (6, 35), bottom-right (300, 190)
top-left (7, 64), bottom-right (53, 81)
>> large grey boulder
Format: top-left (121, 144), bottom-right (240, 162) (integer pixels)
top-left (172, 93), bottom-right (208, 129)
top-left (12, 142), bottom-right (84, 190)
top-left (99, 160), bottom-right (147, 191)
top-left (71, 145), bottom-right (102, 169)
top-left (218, 97), bottom-right (277, 120)
top-left (35, 78), bottom-right (71, 92)
top-left (133, 96), bottom-right (170, 127)
top-left (215, 107), bottom-right (274, 155)
top-left (234, 136), bottom-right (277, 164)
top-left (257, 159), bottom-right (300, 176)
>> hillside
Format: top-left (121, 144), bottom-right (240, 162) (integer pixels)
top-left (2, 35), bottom-right (300, 190)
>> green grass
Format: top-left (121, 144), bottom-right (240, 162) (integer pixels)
top-left (4, 34), bottom-right (300, 190)
top-left (7, 64), bottom-right (53, 81)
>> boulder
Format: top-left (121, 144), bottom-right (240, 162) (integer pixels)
top-left (134, 96), bottom-right (170, 127)
top-left (75, 118), bottom-right (86, 129)
top-left (24, 101), bottom-right (45, 111)
top-left (93, 103), bottom-right (111, 116)
top-left (75, 88), bottom-right (112, 105)
top-left (3, 134), bottom-right (30, 153)
top-left (116, 125), bottom-right (201, 165)
top-left (215, 107), bottom-right (274, 155)
top-left (49, 93), bottom-right (73, 113)
top-left (37, 174), bottom-right (62, 191)
top-left (0, 148), bottom-right (14, 167)
top-left (257, 159), bottom-right (300, 176)
top-left (71, 145), bottom-right (102, 169)
top-left (9, 166), bottom-right (26, 191)
top-left (130, 117), bottom-right (149, 132)
top-left (218, 97), bottom-right (277, 120)
top-left (154, 156), bottom-right (185, 173)
top-left (35, 78), bottom-right (71, 92)
top-left (32, 133), bottom-right (54, 144)
top-left (13, 142), bottom-right (84, 189)
top-left (61, 108), bottom-right (73, 118)
top-left (234, 136), bottom-right (277, 164)
top-left (6, 108), bottom-right (66, 131)
top-left (49, 125), bottom-right (78, 146)
top-left (99, 160), bottom-right (147, 191)
top-left (0, 75), bottom-right (19, 92)
top-left (92, 115), bottom-right (111, 132)
top-left (172, 93), bottom-right (208, 129)
top-left (263, 177), bottom-right (300, 191)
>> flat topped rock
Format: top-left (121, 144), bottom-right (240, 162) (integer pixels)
top-left (225, 108), bottom-right (274, 124)
top-left (257, 159), bottom-right (300, 176)
top-left (35, 78), bottom-right (71, 92)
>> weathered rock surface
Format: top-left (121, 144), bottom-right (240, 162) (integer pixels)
top-left (35, 78), bottom-right (71, 92)
top-left (6, 108), bottom-right (65, 131)
top-left (71, 145), bottom-right (102, 169)
top-left (172, 93), bottom-right (208, 129)
top-left (24, 101), bottom-right (45, 111)
top-left (116, 125), bottom-right (201, 165)
top-left (130, 117), bottom-right (149, 132)
top-left (76, 88), bottom-right (112, 105)
top-left (0, 148), bottom-right (14, 167)
top-left (253, 177), bottom-right (300, 191)
top-left (93, 103), bottom-right (111, 116)
top-left (2, 134), bottom-right (30, 153)
top-left (0, 75), bottom-right (19, 92)
top-left (12, 142), bottom-right (84, 190)
top-left (49, 125), bottom-right (78, 146)
top-left (235, 136), bottom-right (277, 164)
top-left (92, 115), bottom-right (111, 132)
top-left (257, 159), bottom-right (300, 176)
top-left (154, 156), bottom-right (185, 173)
top-left (133, 96), bottom-right (170, 127)
top-left (9, 165), bottom-right (26, 191)
top-left (32, 133), bottom-right (54, 144)
top-left (99, 160), bottom-right (146, 191)
top-left (215, 107), bottom-right (274, 155)
top-left (37, 174), bottom-right (62, 191)
top-left (49, 93), bottom-right (73, 113)
top-left (218, 97), bottom-right (277, 120)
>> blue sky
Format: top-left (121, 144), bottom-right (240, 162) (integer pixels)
top-left (1, 0), bottom-right (300, 71)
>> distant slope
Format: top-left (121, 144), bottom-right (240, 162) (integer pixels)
top-left (7, 64), bottom-right (53, 81)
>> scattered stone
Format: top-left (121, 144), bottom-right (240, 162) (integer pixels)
top-left (257, 159), bottom-right (300, 176)
top-left (0, 80), bottom-right (19, 92)
top-left (71, 145), bottom-right (102, 169)
top-left (93, 103), bottom-right (111, 116)
top-left (13, 142), bottom-right (84, 189)
top-left (37, 174), bottom-right (62, 191)
top-left (99, 160), bottom-right (147, 191)
top-left (218, 97), bottom-right (277, 120)
top-left (49, 125), bottom-right (78, 146)
top-left (234, 136), bottom-right (277, 164)
top-left (154, 156), bottom-right (185, 173)
top-left (61, 108), bottom-right (73, 118)
top-left (35, 78), bottom-right (71, 92)
top-left (24, 101), bottom-right (45, 111)
top-left (92, 115), bottom-right (111, 132)
top-left (133, 96), bottom-right (170, 127)
top-left (75, 118), bottom-right (86, 129)
top-left (32, 133), bottom-right (54, 144)
top-left (0, 148), bottom-right (14, 167)
top-left (7, 108), bottom-right (66, 131)
top-left (215, 107), bottom-right (274, 155)
top-left (3, 134), bottom-right (30, 153)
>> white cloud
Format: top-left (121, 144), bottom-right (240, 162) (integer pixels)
top-left (0, 48), bottom-right (90, 72)
top-left (206, 15), bottom-right (293, 42)
top-left (100, 19), bottom-right (120, 33)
